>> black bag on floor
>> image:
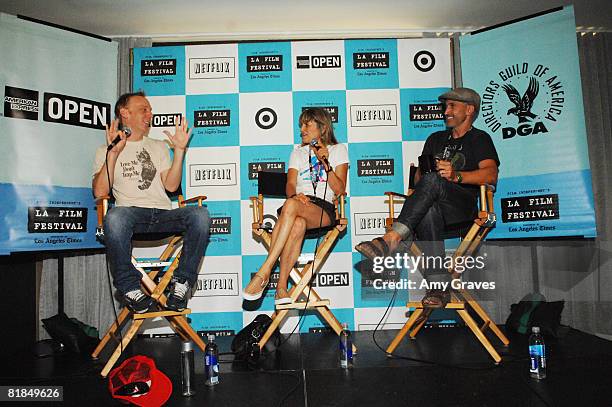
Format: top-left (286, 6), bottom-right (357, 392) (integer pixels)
top-left (41, 312), bottom-right (99, 354)
top-left (506, 293), bottom-right (567, 338)
top-left (231, 314), bottom-right (280, 367)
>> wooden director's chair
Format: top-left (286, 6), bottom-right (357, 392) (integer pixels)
top-left (383, 166), bottom-right (509, 363)
top-left (91, 195), bottom-right (207, 377)
top-left (250, 172), bottom-right (356, 353)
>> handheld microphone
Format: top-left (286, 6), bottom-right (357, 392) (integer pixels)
top-left (309, 139), bottom-right (331, 170)
top-left (107, 126), bottom-right (132, 151)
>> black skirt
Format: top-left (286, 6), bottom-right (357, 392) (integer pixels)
top-left (277, 195), bottom-right (337, 229)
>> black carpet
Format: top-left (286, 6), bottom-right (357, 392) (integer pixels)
top-left (2, 326), bottom-right (612, 406)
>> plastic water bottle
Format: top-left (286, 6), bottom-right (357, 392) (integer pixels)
top-left (180, 340), bottom-right (195, 396)
top-left (529, 326), bottom-right (547, 380)
top-left (205, 334), bottom-right (220, 386)
top-left (339, 323), bottom-right (353, 368)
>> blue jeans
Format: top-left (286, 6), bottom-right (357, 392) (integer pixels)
top-left (393, 172), bottom-right (477, 283)
top-left (103, 205), bottom-right (211, 295)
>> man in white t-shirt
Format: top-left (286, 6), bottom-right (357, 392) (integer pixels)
top-left (93, 92), bottom-right (210, 313)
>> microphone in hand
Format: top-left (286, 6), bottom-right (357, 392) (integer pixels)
top-left (107, 126), bottom-right (132, 151)
top-left (309, 139), bottom-right (331, 170)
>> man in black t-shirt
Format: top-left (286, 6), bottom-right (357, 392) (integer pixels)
top-left (356, 88), bottom-right (500, 307)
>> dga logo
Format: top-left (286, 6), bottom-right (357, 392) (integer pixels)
top-left (189, 57), bottom-right (235, 79)
top-left (354, 212), bottom-right (388, 236)
top-left (301, 106), bottom-right (339, 123)
top-left (413, 50), bottom-right (436, 72)
top-left (4, 86), bottom-right (39, 120)
top-left (296, 55), bottom-right (342, 69)
top-left (255, 107), bottom-right (277, 130)
top-left (248, 162), bottom-right (285, 179)
top-left (210, 217), bottom-right (232, 234)
top-left (357, 159), bottom-right (394, 176)
top-left (480, 63), bottom-right (565, 139)
top-left (152, 113), bottom-right (180, 127)
top-left (190, 163), bottom-right (237, 187)
top-left (194, 272), bottom-right (239, 297)
top-left (194, 110), bottom-right (231, 127)
top-left (43, 92), bottom-right (110, 130)
top-left (141, 59), bottom-right (177, 76)
top-left (353, 52), bottom-right (390, 69)
top-left (246, 55), bottom-right (283, 72)
top-left (350, 104), bottom-right (397, 127)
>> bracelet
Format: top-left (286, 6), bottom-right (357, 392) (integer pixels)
top-left (288, 194), bottom-right (297, 199)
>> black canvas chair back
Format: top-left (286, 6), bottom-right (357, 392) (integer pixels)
top-left (258, 171), bottom-right (287, 197)
top-left (257, 171), bottom-right (337, 237)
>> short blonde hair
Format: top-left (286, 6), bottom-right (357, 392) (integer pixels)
top-left (299, 107), bottom-right (338, 145)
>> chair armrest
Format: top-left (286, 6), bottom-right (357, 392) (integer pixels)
top-left (384, 191), bottom-right (411, 199)
top-left (250, 195), bottom-right (264, 226)
top-left (334, 193), bottom-right (347, 221)
top-left (95, 196), bottom-right (111, 224)
top-left (179, 195), bottom-right (207, 206)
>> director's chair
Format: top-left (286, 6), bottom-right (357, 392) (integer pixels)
top-left (91, 194), bottom-right (207, 377)
top-left (383, 165), bottom-right (509, 363)
top-left (250, 171), bottom-right (356, 353)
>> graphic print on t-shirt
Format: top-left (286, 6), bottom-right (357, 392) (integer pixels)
top-left (437, 139), bottom-right (466, 171)
top-left (299, 154), bottom-right (327, 190)
top-left (120, 148), bottom-right (157, 191)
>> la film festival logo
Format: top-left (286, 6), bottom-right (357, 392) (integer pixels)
top-left (480, 62), bottom-right (565, 139)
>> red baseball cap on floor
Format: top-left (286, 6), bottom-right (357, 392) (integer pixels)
top-left (108, 355), bottom-right (172, 406)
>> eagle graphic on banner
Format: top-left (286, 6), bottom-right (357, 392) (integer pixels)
top-left (502, 77), bottom-right (539, 123)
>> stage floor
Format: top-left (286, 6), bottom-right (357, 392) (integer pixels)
top-left (2, 326), bottom-right (612, 406)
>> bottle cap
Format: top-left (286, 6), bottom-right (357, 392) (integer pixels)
top-left (181, 340), bottom-right (194, 352)
top-left (207, 334), bottom-right (216, 341)
top-left (532, 326), bottom-right (540, 333)
top-left (342, 322), bottom-right (348, 329)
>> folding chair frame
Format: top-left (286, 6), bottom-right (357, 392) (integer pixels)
top-left (91, 195), bottom-right (207, 377)
top-left (249, 193), bottom-right (357, 353)
top-left (383, 185), bottom-right (509, 363)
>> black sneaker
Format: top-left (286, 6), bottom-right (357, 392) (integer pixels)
top-left (166, 278), bottom-right (190, 312)
top-left (124, 289), bottom-right (153, 314)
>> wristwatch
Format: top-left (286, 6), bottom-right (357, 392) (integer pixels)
top-left (455, 172), bottom-right (462, 183)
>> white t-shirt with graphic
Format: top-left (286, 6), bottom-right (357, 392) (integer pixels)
top-left (93, 137), bottom-right (172, 209)
top-left (288, 143), bottom-right (348, 203)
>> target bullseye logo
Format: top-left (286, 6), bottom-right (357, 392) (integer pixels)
top-left (255, 107), bottom-right (277, 130)
top-left (413, 50), bottom-right (435, 72)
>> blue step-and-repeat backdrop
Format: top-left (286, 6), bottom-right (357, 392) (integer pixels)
top-left (132, 38), bottom-right (455, 334)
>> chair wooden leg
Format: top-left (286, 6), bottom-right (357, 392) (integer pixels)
top-left (458, 289), bottom-right (510, 346)
top-left (456, 309), bottom-right (502, 363)
top-left (92, 307), bottom-right (131, 359)
top-left (100, 319), bottom-right (145, 377)
top-left (409, 308), bottom-right (432, 338)
top-left (258, 309), bottom-right (290, 349)
top-left (386, 307), bottom-right (425, 354)
top-left (169, 315), bottom-right (206, 351)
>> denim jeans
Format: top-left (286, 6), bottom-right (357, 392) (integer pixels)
top-left (392, 172), bottom-right (477, 283)
top-left (103, 205), bottom-right (211, 294)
